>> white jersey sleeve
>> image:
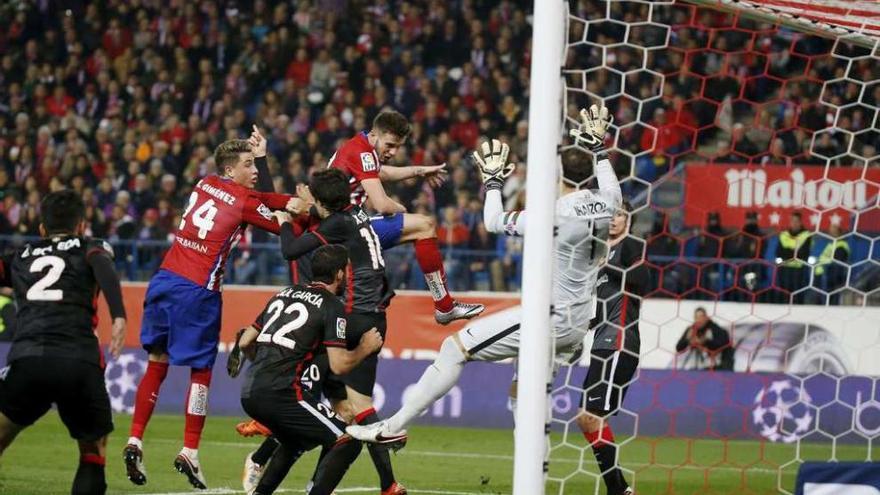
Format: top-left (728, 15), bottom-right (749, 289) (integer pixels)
top-left (484, 189), bottom-right (526, 236)
top-left (594, 155), bottom-right (622, 210)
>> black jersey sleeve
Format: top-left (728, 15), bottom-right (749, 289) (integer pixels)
top-left (86, 239), bottom-right (125, 320)
top-left (313, 214), bottom-right (351, 244)
top-left (279, 222), bottom-right (325, 260)
top-left (322, 299), bottom-right (348, 348)
top-left (255, 155), bottom-right (274, 193)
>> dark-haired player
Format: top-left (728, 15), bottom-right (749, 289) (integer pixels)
top-left (330, 110), bottom-right (483, 324)
top-left (347, 106), bottom-right (623, 461)
top-left (124, 129), bottom-right (300, 488)
top-left (242, 168), bottom-right (406, 495)
top-left (0, 190), bottom-right (127, 495)
top-left (576, 199), bottom-right (644, 495)
top-left (238, 244), bottom-right (383, 495)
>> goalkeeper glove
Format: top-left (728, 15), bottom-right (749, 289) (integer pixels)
top-left (569, 103), bottom-right (613, 153)
top-left (472, 139), bottom-right (515, 191)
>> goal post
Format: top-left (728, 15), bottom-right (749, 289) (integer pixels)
top-left (514, 1), bottom-right (567, 494)
top-left (524, 0), bottom-right (879, 494)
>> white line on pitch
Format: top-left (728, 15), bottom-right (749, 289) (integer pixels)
top-left (139, 487), bottom-right (482, 495)
top-left (149, 438), bottom-right (781, 474)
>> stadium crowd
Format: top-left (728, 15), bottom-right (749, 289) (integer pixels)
top-left (0, 0), bottom-right (873, 302)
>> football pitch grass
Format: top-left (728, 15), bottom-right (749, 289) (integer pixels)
top-left (0, 413), bottom-right (870, 494)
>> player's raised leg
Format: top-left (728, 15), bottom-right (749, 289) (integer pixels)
top-left (397, 213), bottom-right (484, 325)
top-left (348, 308), bottom-right (522, 443)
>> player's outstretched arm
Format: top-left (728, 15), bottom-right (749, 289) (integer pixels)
top-left (327, 328), bottom-right (383, 375)
top-left (276, 211), bottom-right (325, 260)
top-left (379, 163), bottom-right (448, 188)
top-left (361, 178), bottom-right (407, 215)
top-left (473, 139), bottom-right (525, 236)
top-left (87, 244), bottom-right (127, 359)
top-left (571, 104), bottom-right (622, 208)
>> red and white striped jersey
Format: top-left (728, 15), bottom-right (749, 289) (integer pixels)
top-left (328, 132), bottom-right (381, 206)
top-left (160, 175), bottom-right (293, 291)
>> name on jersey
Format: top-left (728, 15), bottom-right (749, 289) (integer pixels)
top-left (200, 183), bottom-right (236, 205)
top-left (21, 238), bottom-right (81, 258)
top-left (175, 235), bottom-right (209, 254)
top-left (279, 287), bottom-right (324, 308)
top-left (573, 201), bottom-right (608, 216)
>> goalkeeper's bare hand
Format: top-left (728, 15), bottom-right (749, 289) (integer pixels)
top-left (472, 139), bottom-right (515, 191)
top-left (569, 103), bottom-right (612, 152)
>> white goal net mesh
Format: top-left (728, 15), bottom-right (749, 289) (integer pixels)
top-left (547, 0), bottom-right (880, 493)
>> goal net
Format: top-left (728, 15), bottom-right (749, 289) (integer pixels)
top-left (542, 0), bottom-right (880, 493)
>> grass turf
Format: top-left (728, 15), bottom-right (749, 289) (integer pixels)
top-left (0, 413), bottom-right (870, 494)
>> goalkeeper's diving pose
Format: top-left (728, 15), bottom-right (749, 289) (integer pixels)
top-left (347, 104), bottom-right (628, 495)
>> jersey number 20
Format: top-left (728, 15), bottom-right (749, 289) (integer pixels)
top-left (258, 301), bottom-right (309, 350)
top-left (180, 192), bottom-right (218, 239)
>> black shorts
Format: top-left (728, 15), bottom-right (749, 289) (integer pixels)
top-left (581, 349), bottom-right (639, 417)
top-left (241, 389), bottom-right (347, 451)
top-left (0, 357), bottom-right (113, 441)
top-left (324, 312), bottom-right (386, 400)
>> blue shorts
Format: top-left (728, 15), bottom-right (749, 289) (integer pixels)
top-left (140, 270), bottom-right (222, 369)
top-left (370, 213), bottom-right (405, 250)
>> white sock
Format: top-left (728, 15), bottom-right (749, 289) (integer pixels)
top-left (127, 437), bottom-right (143, 449)
top-left (385, 337), bottom-right (466, 433)
top-left (180, 447), bottom-right (199, 461)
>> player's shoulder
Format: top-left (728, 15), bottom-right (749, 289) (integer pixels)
top-left (556, 189), bottom-right (612, 217)
top-left (84, 237), bottom-right (115, 259)
top-left (336, 133), bottom-right (378, 173)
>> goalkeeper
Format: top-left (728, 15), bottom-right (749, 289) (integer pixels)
top-left (346, 104), bottom-right (624, 468)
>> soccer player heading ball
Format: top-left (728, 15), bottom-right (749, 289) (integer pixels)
top-left (329, 110), bottom-right (484, 324)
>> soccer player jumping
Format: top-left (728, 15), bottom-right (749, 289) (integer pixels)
top-left (347, 106), bottom-right (624, 487)
top-left (124, 130), bottom-right (299, 488)
top-left (329, 110), bottom-right (484, 324)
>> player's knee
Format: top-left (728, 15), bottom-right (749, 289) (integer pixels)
top-left (414, 213), bottom-right (437, 237)
top-left (331, 401), bottom-right (356, 424)
top-left (440, 335), bottom-right (467, 364)
top-left (576, 410), bottom-right (603, 433)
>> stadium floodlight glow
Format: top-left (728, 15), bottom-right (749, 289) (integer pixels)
top-left (513, 1), bottom-right (566, 494)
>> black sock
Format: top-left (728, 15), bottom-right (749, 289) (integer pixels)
top-left (358, 410), bottom-right (396, 490)
top-left (252, 436), bottom-right (280, 466)
top-left (309, 444), bottom-right (331, 485)
top-left (254, 443), bottom-right (304, 495)
top-left (71, 457), bottom-right (106, 495)
top-left (309, 438), bottom-right (362, 495)
top-left (592, 444), bottom-right (628, 494)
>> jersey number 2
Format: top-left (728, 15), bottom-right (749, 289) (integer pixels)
top-left (180, 192), bottom-right (218, 239)
top-left (26, 255), bottom-right (65, 301)
top-left (258, 301), bottom-right (309, 350)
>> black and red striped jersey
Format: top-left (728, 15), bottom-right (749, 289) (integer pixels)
top-left (1, 235), bottom-right (114, 366)
top-left (241, 284), bottom-right (347, 399)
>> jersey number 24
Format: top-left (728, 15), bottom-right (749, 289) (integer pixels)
top-left (180, 192), bottom-right (218, 239)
